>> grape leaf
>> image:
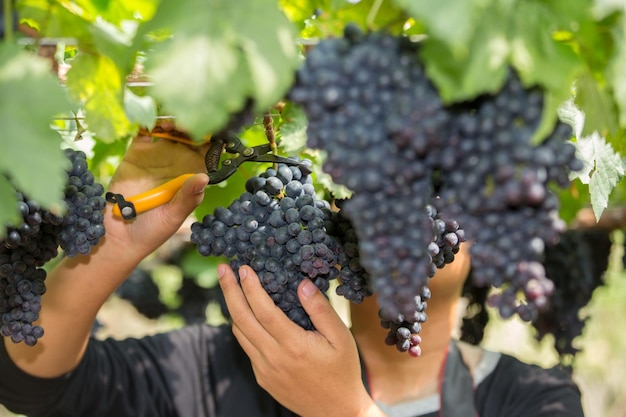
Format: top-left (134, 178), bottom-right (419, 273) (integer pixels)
top-left (90, 17), bottom-right (141, 74)
top-left (573, 132), bottom-right (624, 220)
top-left (19, 0), bottom-right (156, 35)
top-left (509, 0), bottom-right (582, 103)
top-left (609, 33), bottom-right (626, 130)
top-left (392, 0), bottom-right (484, 59)
top-left (401, 0), bottom-right (587, 108)
top-left (421, 29), bottom-right (510, 103)
top-left (574, 71), bottom-right (619, 137)
top-left (0, 44), bottom-right (71, 221)
top-left (279, 0), bottom-right (323, 31)
top-left (317, 0), bottom-right (407, 36)
top-left (65, 53), bottom-right (135, 141)
top-left (124, 88), bottom-right (157, 129)
top-left (141, 0), bottom-right (299, 139)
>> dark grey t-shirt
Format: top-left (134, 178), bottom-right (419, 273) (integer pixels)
top-left (0, 324), bottom-right (584, 417)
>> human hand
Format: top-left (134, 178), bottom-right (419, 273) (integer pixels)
top-left (103, 134), bottom-right (209, 260)
top-left (218, 264), bottom-right (385, 417)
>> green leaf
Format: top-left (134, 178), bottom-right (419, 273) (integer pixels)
top-left (142, 0), bottom-right (300, 139)
top-left (279, 0), bottom-right (323, 30)
top-left (146, 35), bottom-right (250, 139)
top-left (392, 0), bottom-right (486, 59)
top-left (90, 17), bottom-right (140, 74)
top-left (573, 132), bottom-right (624, 220)
top-left (66, 53), bottom-right (135, 141)
top-left (294, 0), bottom-right (407, 39)
top-left (421, 32), bottom-right (510, 103)
top-left (18, 0), bottom-right (92, 39)
top-left (124, 88), bottom-right (157, 129)
top-left (609, 31), bottom-right (626, 129)
top-left (574, 70), bottom-right (619, 137)
top-left (0, 44), bottom-right (71, 213)
top-left (401, 0), bottom-right (587, 108)
top-left (278, 103), bottom-right (308, 154)
top-left (510, 7), bottom-right (578, 95)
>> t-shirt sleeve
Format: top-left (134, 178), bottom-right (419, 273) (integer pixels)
top-left (0, 324), bottom-right (225, 417)
top-left (476, 354), bottom-right (584, 417)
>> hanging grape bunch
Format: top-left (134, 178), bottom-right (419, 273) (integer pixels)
top-left (190, 158), bottom-right (464, 356)
top-left (191, 162), bottom-right (342, 330)
top-left (0, 149), bottom-right (106, 346)
top-left (287, 24), bottom-right (582, 338)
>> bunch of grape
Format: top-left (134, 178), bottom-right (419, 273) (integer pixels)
top-left (534, 229), bottom-right (612, 364)
top-left (288, 25), bottom-right (452, 329)
top-left (59, 149), bottom-right (107, 257)
top-left (288, 24), bottom-right (582, 337)
top-left (435, 77), bottom-right (583, 321)
top-left (326, 207), bottom-right (372, 305)
top-left (0, 149), bottom-right (106, 345)
top-left (379, 287), bottom-right (430, 357)
top-left (191, 162), bottom-right (341, 330)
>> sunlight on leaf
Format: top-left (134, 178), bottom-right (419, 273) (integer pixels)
top-left (0, 44), bottom-right (71, 219)
top-left (574, 132), bottom-right (624, 220)
top-left (142, 0), bottom-right (299, 139)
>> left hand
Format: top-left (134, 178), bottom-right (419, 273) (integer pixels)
top-left (218, 264), bottom-right (384, 417)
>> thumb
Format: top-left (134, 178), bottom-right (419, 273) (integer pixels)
top-left (167, 173), bottom-right (208, 218)
top-left (298, 279), bottom-right (347, 339)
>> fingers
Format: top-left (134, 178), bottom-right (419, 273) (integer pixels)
top-left (236, 266), bottom-right (299, 338)
top-left (217, 264), bottom-right (276, 348)
top-left (298, 279), bottom-right (349, 343)
top-left (162, 173), bottom-right (207, 225)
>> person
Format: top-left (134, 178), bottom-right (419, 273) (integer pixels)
top-left (0, 134), bottom-right (584, 417)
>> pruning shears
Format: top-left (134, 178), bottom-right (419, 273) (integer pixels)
top-left (106, 131), bottom-right (310, 220)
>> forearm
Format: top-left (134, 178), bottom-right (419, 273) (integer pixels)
top-left (3, 229), bottom-right (146, 378)
top-left (2, 137), bottom-right (209, 378)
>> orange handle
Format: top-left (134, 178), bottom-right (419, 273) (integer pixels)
top-left (111, 173), bottom-right (196, 218)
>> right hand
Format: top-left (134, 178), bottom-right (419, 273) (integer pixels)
top-left (103, 134), bottom-right (210, 260)
top-left (218, 264), bottom-right (386, 417)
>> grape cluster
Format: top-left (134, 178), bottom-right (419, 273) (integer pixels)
top-left (436, 78), bottom-right (583, 321)
top-left (191, 162), bottom-right (341, 330)
top-left (379, 288), bottom-right (430, 357)
top-left (0, 149), bottom-right (106, 345)
top-left (288, 24), bottom-right (582, 343)
top-left (59, 149), bottom-right (107, 257)
top-left (288, 26), bottom-right (450, 326)
top-left (534, 229), bottom-right (612, 364)
top-left (288, 26), bottom-right (470, 353)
